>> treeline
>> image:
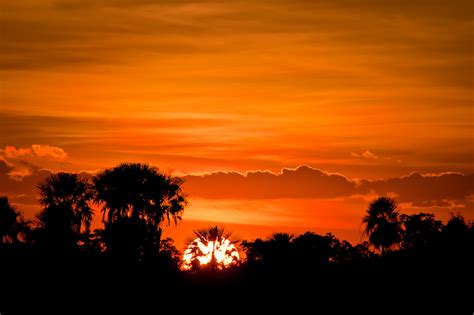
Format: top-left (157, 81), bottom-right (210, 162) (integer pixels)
top-left (0, 163), bottom-right (473, 313)
top-left (1, 163), bottom-right (472, 268)
top-left (242, 211), bottom-right (473, 271)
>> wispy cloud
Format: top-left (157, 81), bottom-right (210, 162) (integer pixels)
top-left (351, 150), bottom-right (378, 159)
top-left (362, 151), bottom-right (378, 159)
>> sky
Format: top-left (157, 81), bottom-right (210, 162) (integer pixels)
top-left (1, 0), bottom-right (473, 250)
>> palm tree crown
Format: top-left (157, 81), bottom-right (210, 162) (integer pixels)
top-left (93, 163), bottom-right (187, 259)
top-left (94, 163), bottom-right (186, 227)
top-left (38, 172), bottom-right (94, 235)
top-left (362, 197), bottom-right (402, 254)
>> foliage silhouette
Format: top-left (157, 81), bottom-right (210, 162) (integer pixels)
top-left (442, 213), bottom-right (474, 259)
top-left (36, 172), bottom-right (94, 254)
top-left (242, 231), bottom-right (373, 272)
top-left (94, 163), bottom-right (187, 261)
top-left (362, 197), bottom-right (402, 254)
top-left (0, 196), bottom-right (30, 246)
top-left (400, 212), bottom-right (443, 252)
top-left (158, 237), bottom-right (182, 269)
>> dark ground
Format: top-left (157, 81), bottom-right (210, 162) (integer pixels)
top-left (1, 251), bottom-right (472, 315)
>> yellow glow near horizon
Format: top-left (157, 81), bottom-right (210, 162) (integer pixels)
top-left (182, 237), bottom-right (240, 270)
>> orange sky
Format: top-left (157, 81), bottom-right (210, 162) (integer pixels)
top-left (1, 0), bottom-right (473, 248)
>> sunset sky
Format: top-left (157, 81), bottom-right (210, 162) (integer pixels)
top-left (1, 0), bottom-right (473, 249)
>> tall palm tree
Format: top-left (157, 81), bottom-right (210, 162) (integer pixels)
top-left (362, 197), bottom-right (402, 255)
top-left (184, 226), bottom-right (239, 271)
top-left (37, 172), bottom-right (94, 251)
top-left (0, 196), bottom-right (30, 246)
top-left (93, 163), bottom-right (187, 260)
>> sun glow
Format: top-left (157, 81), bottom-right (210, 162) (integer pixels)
top-left (182, 237), bottom-right (240, 270)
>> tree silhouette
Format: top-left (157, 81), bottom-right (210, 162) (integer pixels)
top-left (443, 213), bottom-right (473, 256)
top-left (400, 213), bottom-right (442, 251)
top-left (242, 233), bottom-right (295, 269)
top-left (242, 231), bottom-right (373, 272)
top-left (183, 226), bottom-right (239, 271)
top-left (0, 196), bottom-right (30, 246)
top-left (362, 197), bottom-right (402, 255)
top-left (94, 163), bottom-right (187, 261)
top-left (267, 232), bottom-right (294, 266)
top-left (241, 238), bottom-right (267, 265)
top-left (292, 232), bottom-right (332, 266)
top-left (292, 232), bottom-right (366, 265)
top-left (444, 213), bottom-right (469, 240)
top-left (37, 173), bottom-right (94, 253)
top-left (157, 237), bottom-right (182, 270)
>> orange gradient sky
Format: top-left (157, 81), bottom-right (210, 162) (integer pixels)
top-left (1, 0), bottom-right (473, 249)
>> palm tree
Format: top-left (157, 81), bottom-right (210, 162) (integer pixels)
top-left (0, 196), bottom-right (30, 246)
top-left (184, 226), bottom-right (239, 271)
top-left (93, 163), bottom-right (187, 260)
top-left (362, 197), bottom-right (402, 255)
top-left (37, 172), bottom-right (94, 252)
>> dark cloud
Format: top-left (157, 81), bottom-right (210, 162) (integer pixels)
top-left (183, 166), bottom-right (474, 210)
top-left (183, 166), bottom-right (358, 199)
top-left (359, 172), bottom-right (474, 207)
top-left (1, 163), bottom-right (473, 220)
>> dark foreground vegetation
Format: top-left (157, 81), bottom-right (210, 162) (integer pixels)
top-left (1, 163), bottom-right (473, 314)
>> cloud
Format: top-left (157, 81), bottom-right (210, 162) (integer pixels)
top-left (3, 146), bottom-right (33, 158)
top-left (351, 150), bottom-right (379, 159)
top-left (31, 145), bottom-right (68, 160)
top-left (1, 162), bottom-right (473, 223)
top-left (183, 166), bottom-right (358, 199)
top-left (183, 166), bottom-right (474, 210)
top-left (359, 172), bottom-right (474, 208)
top-left (0, 145), bottom-right (68, 181)
top-left (1, 145), bottom-right (68, 161)
top-left (362, 151), bottom-right (378, 159)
